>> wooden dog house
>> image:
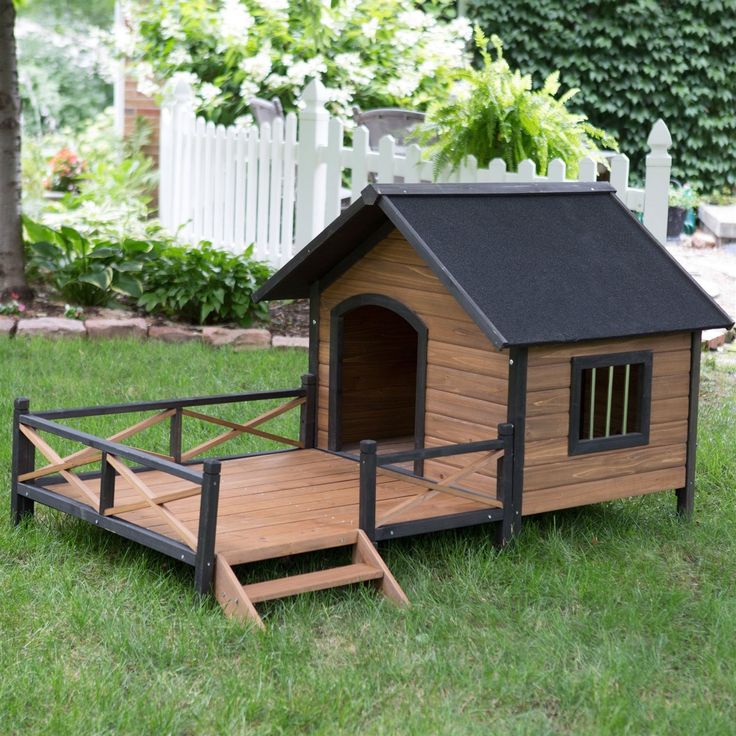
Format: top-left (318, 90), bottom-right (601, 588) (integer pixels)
top-left (256, 182), bottom-right (732, 519)
top-left (11, 183), bottom-right (733, 626)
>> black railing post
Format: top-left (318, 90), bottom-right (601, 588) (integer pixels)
top-left (299, 373), bottom-right (317, 449)
top-left (495, 422), bottom-right (516, 547)
top-left (169, 408), bottom-right (183, 463)
top-left (359, 440), bottom-right (378, 542)
top-left (194, 459), bottom-right (221, 596)
top-left (11, 397), bottom-right (35, 525)
top-left (99, 453), bottom-right (116, 514)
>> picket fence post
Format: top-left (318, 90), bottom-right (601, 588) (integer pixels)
top-left (643, 119), bottom-right (672, 244)
top-left (294, 77), bottom-right (330, 250)
top-left (160, 74), bottom-right (196, 230)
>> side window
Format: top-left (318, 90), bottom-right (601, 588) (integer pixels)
top-left (569, 351), bottom-right (653, 456)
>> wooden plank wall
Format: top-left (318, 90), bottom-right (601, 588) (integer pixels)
top-left (318, 230), bottom-right (509, 492)
top-left (523, 332), bottom-right (691, 514)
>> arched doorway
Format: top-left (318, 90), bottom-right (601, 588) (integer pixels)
top-left (328, 294), bottom-right (427, 451)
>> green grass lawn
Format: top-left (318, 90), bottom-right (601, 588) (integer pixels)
top-left (1, 339), bottom-right (735, 735)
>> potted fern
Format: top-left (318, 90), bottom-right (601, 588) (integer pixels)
top-left (415, 28), bottom-right (616, 178)
top-left (668, 183), bottom-right (699, 239)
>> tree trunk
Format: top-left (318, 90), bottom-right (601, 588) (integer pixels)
top-left (0, 0), bottom-right (30, 300)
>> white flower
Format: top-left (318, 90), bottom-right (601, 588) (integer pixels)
top-left (258, 0), bottom-right (289, 14)
top-left (168, 47), bottom-right (192, 67)
top-left (199, 82), bottom-right (221, 104)
top-left (286, 56), bottom-right (327, 87)
top-left (160, 14), bottom-right (185, 42)
top-left (239, 45), bottom-right (272, 82)
top-left (217, 0), bottom-right (253, 45)
top-left (135, 61), bottom-right (159, 97)
top-left (398, 10), bottom-right (430, 30)
top-left (386, 70), bottom-right (421, 99)
top-left (239, 79), bottom-right (259, 100)
top-left (361, 17), bottom-right (378, 40)
top-left (449, 17), bottom-right (473, 42)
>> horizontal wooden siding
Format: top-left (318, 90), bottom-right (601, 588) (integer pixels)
top-left (523, 332), bottom-right (691, 514)
top-left (318, 230), bottom-right (509, 493)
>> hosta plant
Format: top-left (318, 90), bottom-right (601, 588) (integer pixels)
top-left (416, 28), bottom-right (616, 178)
top-left (137, 241), bottom-right (271, 326)
top-left (22, 217), bottom-right (155, 307)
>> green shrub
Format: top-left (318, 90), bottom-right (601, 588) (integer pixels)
top-left (417, 28), bottom-right (615, 178)
top-left (467, 0), bottom-right (736, 191)
top-left (137, 242), bottom-right (271, 326)
top-left (22, 111), bottom-right (157, 235)
top-left (125, 0), bottom-right (472, 124)
top-left (22, 217), bottom-right (156, 306)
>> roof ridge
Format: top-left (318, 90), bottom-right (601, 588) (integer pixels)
top-left (362, 181), bottom-right (614, 202)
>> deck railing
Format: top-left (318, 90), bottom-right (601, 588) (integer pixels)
top-left (357, 422), bottom-right (517, 544)
top-left (10, 378), bottom-right (314, 595)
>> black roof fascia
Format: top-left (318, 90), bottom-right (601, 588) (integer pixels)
top-left (606, 192), bottom-right (734, 329)
top-left (253, 194), bottom-right (373, 303)
top-left (375, 195), bottom-right (509, 349)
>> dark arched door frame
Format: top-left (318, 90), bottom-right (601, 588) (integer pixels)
top-left (328, 293), bottom-right (428, 463)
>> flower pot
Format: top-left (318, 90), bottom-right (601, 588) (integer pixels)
top-left (667, 206), bottom-right (687, 239)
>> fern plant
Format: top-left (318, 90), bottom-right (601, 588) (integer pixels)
top-left (416, 28), bottom-right (617, 178)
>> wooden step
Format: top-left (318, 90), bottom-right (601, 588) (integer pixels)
top-left (242, 563), bottom-right (383, 603)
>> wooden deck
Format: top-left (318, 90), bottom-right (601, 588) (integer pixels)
top-left (47, 448), bottom-right (489, 566)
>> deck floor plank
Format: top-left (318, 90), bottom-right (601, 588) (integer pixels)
top-left (44, 449), bottom-right (491, 561)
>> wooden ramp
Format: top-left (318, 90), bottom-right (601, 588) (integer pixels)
top-left (215, 530), bottom-right (409, 628)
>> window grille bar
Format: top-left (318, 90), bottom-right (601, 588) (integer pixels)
top-left (605, 366), bottom-right (614, 437)
top-left (588, 368), bottom-right (596, 439)
top-left (622, 364), bottom-right (631, 434)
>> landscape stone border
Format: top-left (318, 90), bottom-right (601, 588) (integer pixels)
top-left (2, 316), bottom-right (730, 352)
top-left (2, 317), bottom-right (308, 350)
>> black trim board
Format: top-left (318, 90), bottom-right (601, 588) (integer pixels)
top-left (17, 482), bottom-right (196, 565)
top-left (607, 193), bottom-right (733, 329)
top-left (677, 331), bottom-right (702, 516)
top-left (506, 346), bottom-right (526, 534)
top-left (375, 506), bottom-right (505, 541)
top-left (318, 219), bottom-right (396, 292)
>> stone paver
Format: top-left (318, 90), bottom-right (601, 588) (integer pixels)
top-left (271, 335), bottom-right (309, 349)
top-left (85, 318), bottom-right (148, 340)
top-left (202, 326), bottom-right (271, 349)
top-left (149, 325), bottom-right (202, 343)
top-left (0, 317), bottom-right (17, 337)
top-left (16, 317), bottom-right (86, 339)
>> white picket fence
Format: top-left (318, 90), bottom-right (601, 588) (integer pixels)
top-left (159, 74), bottom-right (673, 267)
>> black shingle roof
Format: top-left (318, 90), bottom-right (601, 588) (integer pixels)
top-left (254, 183), bottom-right (733, 348)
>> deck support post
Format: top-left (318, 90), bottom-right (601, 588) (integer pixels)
top-left (495, 422), bottom-right (516, 547)
top-left (11, 398), bottom-right (35, 525)
top-left (676, 331), bottom-right (701, 518)
top-left (194, 459), bottom-right (222, 596)
top-left (169, 408), bottom-right (183, 463)
top-left (98, 453), bottom-right (116, 514)
top-left (359, 440), bottom-right (378, 542)
top-left (299, 373), bottom-right (317, 449)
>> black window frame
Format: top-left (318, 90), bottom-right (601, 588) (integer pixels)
top-left (568, 350), bottom-right (653, 456)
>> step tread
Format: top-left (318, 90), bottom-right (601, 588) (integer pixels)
top-left (243, 563), bottom-right (384, 603)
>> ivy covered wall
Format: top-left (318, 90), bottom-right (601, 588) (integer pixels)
top-left (467, 0), bottom-right (736, 192)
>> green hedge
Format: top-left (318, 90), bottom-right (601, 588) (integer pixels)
top-left (467, 0), bottom-right (736, 192)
